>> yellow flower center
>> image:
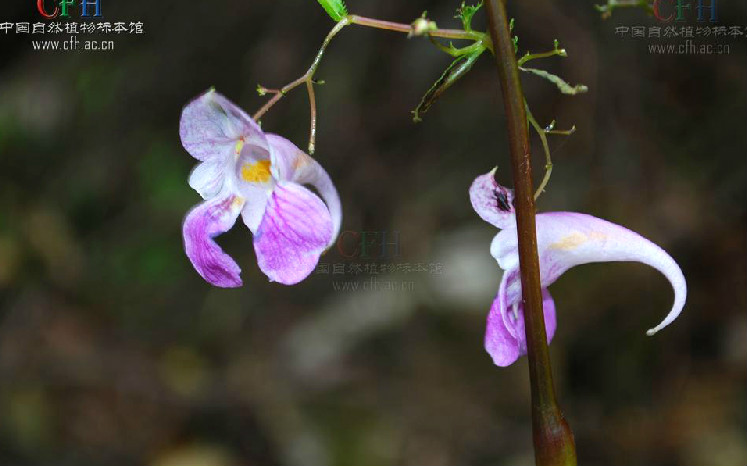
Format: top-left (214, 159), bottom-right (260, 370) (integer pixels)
top-left (241, 160), bottom-right (272, 183)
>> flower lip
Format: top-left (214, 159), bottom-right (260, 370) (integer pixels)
top-left (182, 193), bottom-right (244, 288)
top-left (485, 281), bottom-right (557, 367)
top-left (265, 133), bottom-right (342, 247)
top-left (254, 182), bottom-right (333, 284)
top-left (532, 211), bottom-right (687, 337)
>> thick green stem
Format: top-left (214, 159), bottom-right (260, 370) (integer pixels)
top-left (484, 1), bottom-right (577, 465)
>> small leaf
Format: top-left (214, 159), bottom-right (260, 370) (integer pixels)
top-left (315, 0), bottom-right (348, 21)
top-left (412, 49), bottom-right (483, 122)
top-left (520, 67), bottom-right (588, 95)
top-left (456, 1), bottom-right (483, 31)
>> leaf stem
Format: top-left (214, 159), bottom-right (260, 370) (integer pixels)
top-left (348, 14), bottom-right (488, 45)
top-left (484, 1), bottom-right (577, 465)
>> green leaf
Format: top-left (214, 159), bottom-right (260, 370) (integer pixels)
top-left (456, 1), bottom-right (483, 31)
top-left (520, 67), bottom-right (588, 95)
top-left (509, 18), bottom-right (518, 53)
top-left (412, 49), bottom-right (483, 122)
top-left (315, 0), bottom-right (348, 21)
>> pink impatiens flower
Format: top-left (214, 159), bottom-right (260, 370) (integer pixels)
top-left (470, 169), bottom-right (687, 367)
top-left (180, 90), bottom-right (341, 287)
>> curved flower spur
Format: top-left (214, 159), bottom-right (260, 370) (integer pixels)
top-left (180, 90), bottom-right (341, 287)
top-left (470, 169), bottom-right (687, 367)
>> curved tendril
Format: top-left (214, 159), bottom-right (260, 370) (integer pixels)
top-left (518, 43), bottom-right (567, 66)
top-left (526, 103), bottom-right (553, 201)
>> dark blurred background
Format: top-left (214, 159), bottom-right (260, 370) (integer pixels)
top-left (1, 0), bottom-right (745, 465)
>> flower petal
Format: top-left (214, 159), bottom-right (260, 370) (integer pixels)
top-left (266, 134), bottom-right (342, 246)
top-left (265, 133), bottom-right (301, 182)
top-left (497, 269), bottom-right (522, 341)
top-left (470, 169), bottom-right (516, 230)
top-left (183, 194), bottom-right (244, 287)
top-left (254, 182), bottom-right (333, 285)
top-left (484, 293), bottom-right (521, 367)
top-left (485, 279), bottom-right (556, 367)
top-left (188, 160), bottom-right (226, 199)
top-left (240, 185), bottom-right (272, 234)
top-left (490, 228), bottom-right (520, 271)
top-left (533, 212), bottom-right (687, 335)
top-left (180, 90), bottom-right (266, 161)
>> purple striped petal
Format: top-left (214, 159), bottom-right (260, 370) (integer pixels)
top-left (469, 169), bottom-right (516, 230)
top-left (183, 194), bottom-right (244, 287)
top-left (485, 270), bottom-right (556, 367)
top-left (266, 133), bottom-right (341, 246)
top-left (180, 90), bottom-right (266, 162)
top-left (254, 182), bottom-right (333, 285)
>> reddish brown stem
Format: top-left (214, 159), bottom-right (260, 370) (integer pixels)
top-left (483, 1), bottom-right (577, 465)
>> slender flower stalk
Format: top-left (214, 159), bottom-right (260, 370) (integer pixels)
top-left (253, 16), bottom-right (352, 154)
top-left (484, 1), bottom-right (577, 465)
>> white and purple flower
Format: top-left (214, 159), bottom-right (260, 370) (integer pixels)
top-left (470, 169), bottom-right (687, 367)
top-left (180, 90), bottom-right (341, 287)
